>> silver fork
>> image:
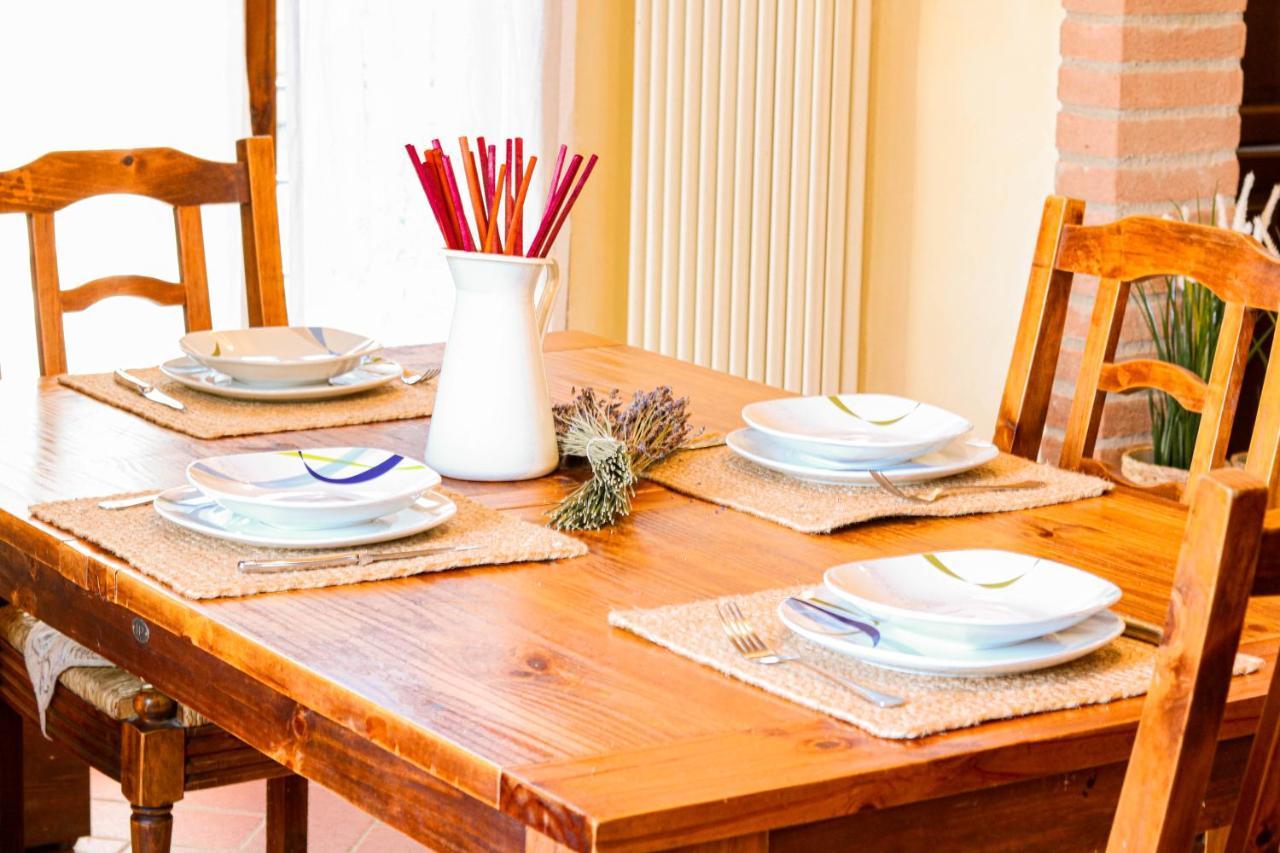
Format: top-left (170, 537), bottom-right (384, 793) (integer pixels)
top-left (400, 365), bottom-right (440, 386)
top-left (715, 600), bottom-right (904, 708)
top-left (870, 470), bottom-right (1044, 504)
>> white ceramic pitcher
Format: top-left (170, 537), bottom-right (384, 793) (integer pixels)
top-left (425, 250), bottom-right (563, 481)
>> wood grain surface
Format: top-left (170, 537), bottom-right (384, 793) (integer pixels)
top-left (2, 332), bottom-right (1278, 851)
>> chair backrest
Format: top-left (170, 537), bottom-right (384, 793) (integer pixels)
top-left (0, 136), bottom-right (288, 375)
top-left (1107, 467), bottom-right (1270, 851)
top-left (996, 195), bottom-right (1280, 506)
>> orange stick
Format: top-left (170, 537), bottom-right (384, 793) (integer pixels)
top-left (503, 156), bottom-right (537, 255)
top-left (483, 164), bottom-right (508, 253)
top-left (459, 137), bottom-right (488, 238)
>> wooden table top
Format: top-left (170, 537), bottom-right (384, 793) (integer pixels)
top-left (2, 331), bottom-right (1279, 851)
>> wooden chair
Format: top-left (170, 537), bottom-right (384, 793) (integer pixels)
top-left (0, 135), bottom-right (288, 375)
top-left (0, 137), bottom-right (302, 852)
top-left (995, 195), bottom-right (1280, 506)
top-left (1104, 467), bottom-right (1271, 850)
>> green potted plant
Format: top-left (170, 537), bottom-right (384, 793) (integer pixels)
top-left (1120, 174), bottom-right (1279, 486)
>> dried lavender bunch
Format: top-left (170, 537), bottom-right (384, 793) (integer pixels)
top-left (550, 385), bottom-right (695, 530)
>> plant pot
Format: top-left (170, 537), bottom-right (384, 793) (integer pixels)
top-left (1120, 446), bottom-right (1189, 488)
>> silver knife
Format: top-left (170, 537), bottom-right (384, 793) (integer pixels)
top-left (238, 543), bottom-right (481, 574)
top-left (114, 369), bottom-right (186, 411)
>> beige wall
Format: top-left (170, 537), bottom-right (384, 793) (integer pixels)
top-left (570, 0), bottom-right (1064, 441)
top-left (861, 0), bottom-right (1063, 438)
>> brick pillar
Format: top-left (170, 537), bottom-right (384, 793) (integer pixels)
top-left (1043, 0), bottom-right (1245, 464)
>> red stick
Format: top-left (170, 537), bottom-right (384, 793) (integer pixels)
top-left (538, 154), bottom-right (598, 258)
top-left (405, 144), bottom-right (456, 248)
top-left (484, 144), bottom-right (497, 212)
top-left (428, 149), bottom-right (463, 249)
top-left (504, 156), bottom-right (537, 255)
top-left (442, 154), bottom-right (475, 251)
top-left (545, 143), bottom-right (567, 211)
top-left (483, 164), bottom-right (508, 253)
top-left (504, 139), bottom-right (514, 245)
top-left (527, 153), bottom-right (582, 257)
top-left (514, 137), bottom-right (524, 253)
top-left (477, 135), bottom-right (491, 209)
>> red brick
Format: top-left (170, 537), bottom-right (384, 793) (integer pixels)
top-left (1063, 293), bottom-right (1160, 340)
top-left (1059, 65), bottom-right (1243, 110)
top-left (1057, 110), bottom-right (1240, 158)
top-left (1063, 0), bottom-right (1244, 12)
top-left (1099, 391), bottom-right (1153, 437)
top-left (1056, 156), bottom-right (1239, 205)
top-left (1061, 19), bottom-right (1245, 63)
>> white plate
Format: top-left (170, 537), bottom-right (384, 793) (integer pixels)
top-left (180, 327), bottom-right (381, 387)
top-left (822, 550), bottom-right (1122, 649)
top-left (154, 485), bottom-right (456, 548)
top-left (778, 598), bottom-right (1123, 677)
top-left (741, 394), bottom-right (972, 467)
top-left (159, 356), bottom-right (401, 401)
top-left (727, 429), bottom-right (999, 485)
top-left (187, 447), bottom-right (441, 530)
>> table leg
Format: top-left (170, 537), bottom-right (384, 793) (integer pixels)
top-left (266, 775), bottom-right (308, 852)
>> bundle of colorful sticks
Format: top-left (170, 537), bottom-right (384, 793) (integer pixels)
top-left (405, 137), bottom-right (597, 258)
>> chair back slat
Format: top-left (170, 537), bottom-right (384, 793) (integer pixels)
top-left (1000, 195), bottom-right (1280, 504)
top-left (26, 212), bottom-right (66, 375)
top-left (1108, 468), bottom-right (1269, 851)
top-left (0, 136), bottom-right (285, 374)
top-left (1098, 359), bottom-right (1208, 412)
top-left (994, 196), bottom-right (1085, 459)
top-left (1186, 303), bottom-right (1257, 501)
top-left (1060, 277), bottom-right (1129, 470)
top-left (1246, 337), bottom-right (1280, 508)
top-left (59, 275), bottom-right (186, 313)
top-left (174, 206), bottom-right (212, 332)
top-left (236, 137), bottom-right (287, 327)
top-left (1056, 216), bottom-right (1280, 311)
top-left (0, 148), bottom-right (247, 213)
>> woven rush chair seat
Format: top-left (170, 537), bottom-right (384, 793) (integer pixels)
top-left (0, 603), bottom-right (206, 726)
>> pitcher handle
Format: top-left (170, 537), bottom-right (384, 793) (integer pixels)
top-left (534, 257), bottom-right (562, 340)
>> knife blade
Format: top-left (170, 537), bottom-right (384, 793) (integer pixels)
top-left (114, 369), bottom-right (186, 411)
top-left (1121, 614), bottom-right (1164, 646)
top-left (238, 543), bottom-right (481, 574)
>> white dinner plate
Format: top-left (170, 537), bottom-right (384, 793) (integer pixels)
top-left (778, 598), bottom-right (1123, 677)
top-left (187, 447), bottom-right (441, 530)
top-left (741, 394), bottom-right (972, 467)
top-left (180, 326), bottom-right (381, 387)
top-left (726, 429), bottom-right (999, 485)
top-left (822, 550), bottom-right (1122, 649)
top-left (154, 485), bottom-right (456, 548)
top-left (159, 357), bottom-right (401, 401)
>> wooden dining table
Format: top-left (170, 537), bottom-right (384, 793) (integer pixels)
top-left (2, 331), bottom-right (1279, 851)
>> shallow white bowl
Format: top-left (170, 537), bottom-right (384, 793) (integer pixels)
top-left (187, 446), bottom-right (440, 530)
top-left (741, 394), bottom-right (972, 467)
top-left (159, 356), bottom-right (401, 401)
top-left (179, 327), bottom-right (381, 387)
top-left (822, 549), bottom-right (1122, 649)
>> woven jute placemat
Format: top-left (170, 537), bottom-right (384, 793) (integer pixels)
top-left (610, 585), bottom-right (1262, 740)
top-left (58, 367), bottom-right (436, 439)
top-left (31, 488), bottom-right (586, 600)
top-left (643, 448), bottom-right (1112, 534)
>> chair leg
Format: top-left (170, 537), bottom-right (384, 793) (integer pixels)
top-left (120, 689), bottom-right (185, 853)
top-left (266, 774), bottom-right (308, 853)
top-left (0, 700), bottom-right (23, 853)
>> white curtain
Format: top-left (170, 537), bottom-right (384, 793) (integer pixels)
top-left (284, 0), bottom-right (577, 347)
top-left (0, 1), bottom-right (248, 376)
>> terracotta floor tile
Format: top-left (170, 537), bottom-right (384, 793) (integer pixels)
top-left (89, 799), bottom-right (133, 841)
top-left (167, 809), bottom-right (263, 849)
top-left (175, 779), bottom-right (267, 815)
top-left (305, 784), bottom-right (376, 853)
top-left (72, 838), bottom-right (126, 853)
top-left (354, 822), bottom-right (430, 852)
top-left (89, 768), bottom-right (119, 800)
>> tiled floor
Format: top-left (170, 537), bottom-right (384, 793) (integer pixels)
top-left (74, 769), bottom-right (428, 852)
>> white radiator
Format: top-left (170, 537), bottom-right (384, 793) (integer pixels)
top-left (627, 0), bottom-right (872, 394)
